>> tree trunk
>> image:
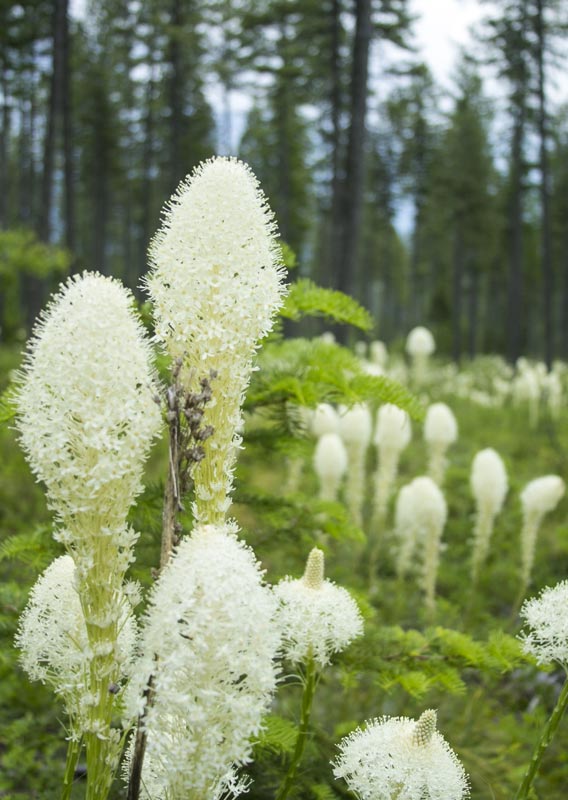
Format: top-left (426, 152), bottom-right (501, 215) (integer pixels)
top-left (61, 0), bottom-right (75, 258)
top-left (168, 0), bottom-right (183, 191)
top-left (535, 0), bottom-right (553, 367)
top-left (0, 60), bottom-right (10, 228)
top-left (328, 0), bottom-right (343, 288)
top-left (468, 267), bottom-right (479, 359)
top-left (452, 229), bottom-right (464, 364)
top-left (336, 0), bottom-right (371, 301)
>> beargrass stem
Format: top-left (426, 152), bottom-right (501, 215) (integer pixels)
top-left (275, 657), bottom-right (317, 800)
top-left (61, 736), bottom-right (82, 800)
top-left (514, 673), bottom-right (568, 800)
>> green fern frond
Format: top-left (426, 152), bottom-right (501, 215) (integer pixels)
top-left (281, 279), bottom-right (373, 331)
top-left (256, 715), bottom-right (299, 755)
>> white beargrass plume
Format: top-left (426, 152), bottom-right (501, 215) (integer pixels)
top-left (369, 340), bottom-right (388, 368)
top-left (313, 432), bottom-right (348, 502)
top-left (393, 483), bottom-right (420, 579)
top-left (333, 709), bottom-right (470, 800)
top-left (470, 448), bottom-right (508, 582)
top-left (519, 581), bottom-right (568, 666)
top-left (543, 370), bottom-right (563, 419)
top-left (513, 362), bottom-right (541, 428)
top-left (519, 475), bottom-right (566, 594)
top-left (16, 556), bottom-right (138, 739)
top-left (424, 402), bottom-right (458, 485)
top-left (14, 273), bottom-right (161, 799)
top-left (371, 404), bottom-right (412, 529)
top-left (339, 403), bottom-right (372, 526)
top-left (393, 477), bottom-right (447, 610)
top-left (354, 340), bottom-right (368, 359)
top-left (312, 402), bottom-right (339, 437)
top-left (124, 522), bottom-right (279, 800)
top-left (406, 326), bottom-right (435, 386)
top-left (145, 157), bottom-right (286, 525)
top-left (274, 547), bottom-right (364, 667)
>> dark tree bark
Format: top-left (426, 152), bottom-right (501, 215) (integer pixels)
top-left (328, 0), bottom-right (343, 285)
top-left (507, 104), bottom-right (526, 364)
top-left (0, 61), bottom-right (10, 228)
top-left (168, 0), bottom-right (183, 191)
top-left (468, 268), bottom-right (479, 359)
top-left (452, 229), bottom-right (464, 364)
top-left (535, 0), bottom-right (553, 367)
top-left (336, 0), bottom-right (371, 300)
top-left (61, 0), bottom-right (75, 256)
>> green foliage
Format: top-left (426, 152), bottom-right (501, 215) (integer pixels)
top-left (0, 229), bottom-right (70, 280)
top-left (248, 337), bottom-right (423, 420)
top-left (281, 279), bottom-right (373, 331)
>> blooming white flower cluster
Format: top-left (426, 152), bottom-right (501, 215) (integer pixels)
top-left (15, 272), bottom-right (162, 525)
top-left (312, 403), bottom-right (339, 437)
top-left (15, 555), bottom-right (137, 737)
top-left (125, 522), bottom-right (280, 800)
top-left (519, 580), bottom-right (568, 666)
top-left (424, 403), bottom-right (458, 485)
top-left (394, 477), bottom-right (447, 608)
top-left (146, 157), bottom-right (287, 523)
top-left (406, 326), bottom-right (436, 358)
top-left (333, 709), bottom-right (469, 800)
top-left (14, 273), bottom-right (161, 788)
top-left (274, 547), bottom-right (363, 667)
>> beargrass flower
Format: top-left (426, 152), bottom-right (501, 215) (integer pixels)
top-left (273, 547), bottom-right (363, 667)
top-left (339, 403), bottom-right (372, 525)
top-left (406, 326), bottom-right (435, 386)
top-left (312, 402), bottom-right (340, 437)
top-left (519, 581), bottom-right (568, 666)
top-left (520, 475), bottom-right (565, 592)
top-left (313, 432), bottom-right (348, 502)
top-left (371, 403), bottom-right (412, 527)
top-left (424, 403), bottom-right (458, 485)
top-left (15, 555), bottom-right (138, 739)
top-left (14, 272), bottom-right (162, 799)
top-left (470, 448), bottom-right (508, 581)
top-left (124, 522), bottom-right (280, 800)
top-left (145, 157), bottom-right (287, 524)
top-left (333, 709), bottom-right (470, 800)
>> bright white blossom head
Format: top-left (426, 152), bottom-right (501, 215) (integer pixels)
top-left (312, 403), bottom-right (340, 437)
top-left (274, 547), bottom-right (363, 667)
top-left (333, 709), bottom-right (469, 800)
top-left (521, 475), bottom-right (565, 518)
top-left (146, 157), bottom-right (286, 365)
top-left (520, 581), bottom-right (568, 666)
top-left (374, 404), bottom-right (412, 452)
top-left (406, 326), bottom-right (435, 357)
top-left (125, 522), bottom-right (279, 800)
top-left (313, 432), bottom-right (348, 501)
top-left (338, 404), bottom-right (372, 449)
top-left (470, 449), bottom-right (508, 516)
top-left (424, 403), bottom-right (458, 447)
top-left (408, 477), bottom-right (447, 531)
top-left (15, 273), bottom-right (162, 524)
top-left (146, 157), bottom-right (287, 523)
top-left (15, 555), bottom-right (137, 733)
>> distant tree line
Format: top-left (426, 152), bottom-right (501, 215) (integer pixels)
top-left (1, 0), bottom-right (567, 362)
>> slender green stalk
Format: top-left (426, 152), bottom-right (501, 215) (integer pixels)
top-left (514, 673), bottom-right (568, 800)
top-left (275, 658), bottom-right (318, 800)
top-left (61, 736), bottom-right (82, 800)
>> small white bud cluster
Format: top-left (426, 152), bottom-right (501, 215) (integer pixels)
top-left (339, 403), bottom-right (372, 525)
top-left (146, 157), bottom-right (287, 523)
top-left (125, 522), bottom-right (280, 800)
top-left (333, 709), bottom-right (470, 800)
top-left (371, 404), bottom-right (412, 528)
top-left (520, 475), bottom-right (566, 591)
top-left (424, 403), bottom-right (458, 485)
top-left (470, 449), bottom-right (508, 580)
top-left (406, 326), bottom-right (435, 386)
top-left (312, 403), bottom-right (340, 437)
top-left (313, 432), bottom-right (348, 502)
top-left (274, 547), bottom-right (364, 667)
